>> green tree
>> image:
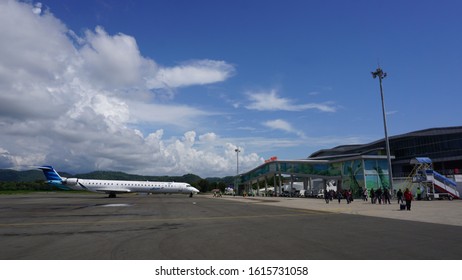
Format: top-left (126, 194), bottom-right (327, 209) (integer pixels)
top-left (197, 179), bottom-right (210, 192)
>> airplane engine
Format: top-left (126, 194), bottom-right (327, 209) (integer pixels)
top-left (63, 178), bottom-right (79, 186)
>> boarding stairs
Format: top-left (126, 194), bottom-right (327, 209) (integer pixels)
top-left (409, 157), bottom-right (460, 199)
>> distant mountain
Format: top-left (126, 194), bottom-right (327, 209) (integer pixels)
top-left (206, 176), bottom-right (236, 186)
top-left (0, 169), bottom-right (46, 182)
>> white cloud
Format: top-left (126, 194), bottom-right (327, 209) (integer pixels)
top-left (0, 1), bottom-right (256, 177)
top-left (32, 2), bottom-right (42, 15)
top-left (79, 26), bottom-right (144, 88)
top-left (147, 59), bottom-right (235, 89)
top-left (263, 119), bottom-right (305, 137)
top-left (126, 101), bottom-right (211, 128)
top-left (245, 89), bottom-right (336, 112)
top-left (263, 119), bottom-right (293, 132)
top-left (199, 132), bottom-right (218, 142)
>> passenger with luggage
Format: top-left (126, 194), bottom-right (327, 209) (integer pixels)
top-left (404, 188), bottom-right (413, 211)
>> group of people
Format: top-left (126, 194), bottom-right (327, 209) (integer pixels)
top-left (369, 187), bottom-right (414, 210)
top-left (368, 188), bottom-right (392, 204)
top-left (324, 187), bottom-right (414, 210)
top-left (212, 191), bottom-right (222, 197)
top-left (323, 189), bottom-right (354, 204)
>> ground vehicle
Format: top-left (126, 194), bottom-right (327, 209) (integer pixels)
top-left (304, 190), bottom-right (316, 198)
top-left (426, 192), bottom-right (454, 201)
top-left (316, 189), bottom-right (324, 199)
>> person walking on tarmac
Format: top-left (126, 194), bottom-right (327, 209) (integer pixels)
top-left (362, 188), bottom-right (368, 201)
top-left (324, 189), bottom-right (330, 204)
top-left (376, 188), bottom-right (383, 204)
top-left (397, 189), bottom-right (404, 204)
top-left (383, 188), bottom-right (391, 204)
top-left (404, 188), bottom-right (413, 211)
top-left (370, 188), bottom-right (375, 204)
top-left (337, 190), bottom-right (343, 203)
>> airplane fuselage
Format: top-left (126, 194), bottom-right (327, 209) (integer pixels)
top-left (64, 178), bottom-right (197, 194)
top-left (40, 166), bottom-right (199, 198)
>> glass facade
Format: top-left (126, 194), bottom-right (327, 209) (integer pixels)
top-left (240, 157), bottom-right (390, 194)
top-left (341, 158), bottom-right (390, 195)
top-left (391, 130), bottom-right (462, 174)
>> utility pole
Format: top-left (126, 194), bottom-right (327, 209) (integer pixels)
top-left (372, 67), bottom-right (394, 193)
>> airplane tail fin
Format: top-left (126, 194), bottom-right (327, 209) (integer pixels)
top-left (38, 165), bottom-right (72, 190)
top-left (38, 165), bottom-right (63, 182)
top-left (38, 166), bottom-right (80, 191)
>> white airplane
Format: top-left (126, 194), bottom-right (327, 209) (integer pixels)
top-left (39, 165), bottom-right (199, 198)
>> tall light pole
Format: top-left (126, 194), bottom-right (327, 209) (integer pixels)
top-left (372, 67), bottom-right (394, 193)
top-left (234, 148), bottom-right (240, 195)
top-left (235, 148), bottom-right (241, 175)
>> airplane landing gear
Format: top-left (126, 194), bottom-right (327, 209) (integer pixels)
top-left (108, 192), bottom-right (117, 198)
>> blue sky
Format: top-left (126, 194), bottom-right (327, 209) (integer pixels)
top-left (0, 0), bottom-right (461, 177)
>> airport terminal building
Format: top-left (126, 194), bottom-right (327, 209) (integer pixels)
top-left (238, 126), bottom-right (462, 196)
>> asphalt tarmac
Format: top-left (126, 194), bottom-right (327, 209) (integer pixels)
top-left (1, 192), bottom-right (461, 260)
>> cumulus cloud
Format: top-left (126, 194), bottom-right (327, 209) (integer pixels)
top-left (245, 89), bottom-right (337, 112)
top-left (0, 1), bottom-right (259, 176)
top-left (79, 26), bottom-right (145, 88)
